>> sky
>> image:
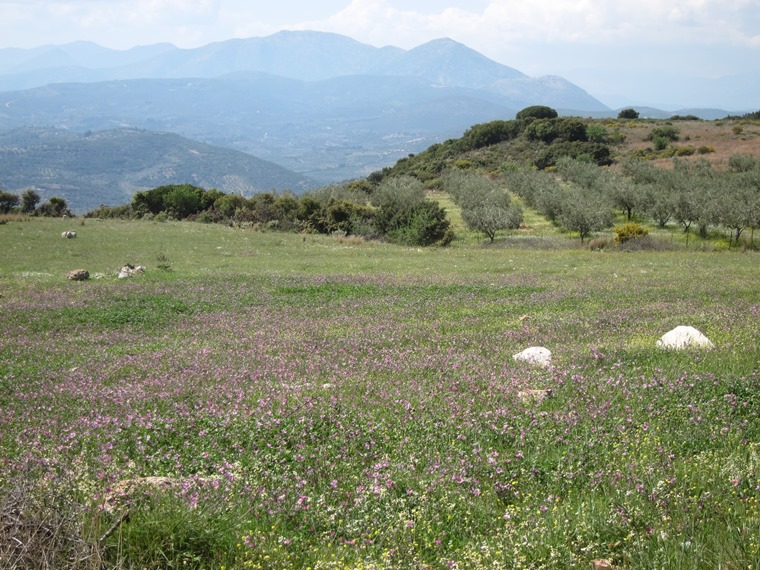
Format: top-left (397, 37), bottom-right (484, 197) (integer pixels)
top-left (1, 0), bottom-right (759, 110)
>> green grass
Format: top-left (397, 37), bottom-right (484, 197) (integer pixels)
top-left (1, 217), bottom-right (759, 569)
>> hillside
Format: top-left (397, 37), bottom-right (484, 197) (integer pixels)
top-left (0, 127), bottom-right (315, 213)
top-left (379, 116), bottom-right (760, 182)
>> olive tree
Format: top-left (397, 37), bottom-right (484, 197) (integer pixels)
top-left (445, 171), bottom-right (523, 242)
top-left (716, 168), bottom-right (760, 246)
top-left (557, 187), bottom-right (615, 243)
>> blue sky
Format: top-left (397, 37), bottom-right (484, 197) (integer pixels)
top-left (1, 0), bottom-right (758, 110)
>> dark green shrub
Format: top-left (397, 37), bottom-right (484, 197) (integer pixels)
top-left (523, 118), bottom-right (559, 143)
top-left (37, 196), bottom-right (71, 217)
top-left (385, 201), bottom-right (451, 246)
top-left (648, 125), bottom-right (680, 142)
top-left (460, 120), bottom-right (521, 150)
top-left (556, 118), bottom-right (588, 142)
top-left (586, 124), bottom-right (610, 143)
top-left (652, 136), bottom-right (670, 151)
top-left (618, 108), bottom-right (639, 119)
top-left (0, 191), bottom-right (19, 213)
top-left (534, 142), bottom-right (613, 169)
top-left (516, 106), bottom-right (558, 120)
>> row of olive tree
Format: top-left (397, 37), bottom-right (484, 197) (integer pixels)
top-left (0, 188), bottom-right (72, 217)
top-left (505, 155), bottom-right (760, 245)
top-left (443, 171), bottom-right (523, 242)
top-left (621, 156), bottom-right (760, 244)
top-left (504, 163), bottom-right (615, 242)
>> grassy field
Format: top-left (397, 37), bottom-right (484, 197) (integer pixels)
top-left (1, 217), bottom-right (759, 569)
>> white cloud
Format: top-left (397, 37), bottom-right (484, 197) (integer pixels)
top-left (2, 0), bottom-right (758, 51)
top-left (299, 0), bottom-right (760, 49)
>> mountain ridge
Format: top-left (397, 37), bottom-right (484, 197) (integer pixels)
top-left (0, 31), bottom-right (606, 111)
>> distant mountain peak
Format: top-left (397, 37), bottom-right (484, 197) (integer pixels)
top-left (388, 35), bottom-right (526, 87)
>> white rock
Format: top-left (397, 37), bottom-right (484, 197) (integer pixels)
top-left (512, 346), bottom-right (552, 368)
top-left (656, 326), bottom-right (714, 350)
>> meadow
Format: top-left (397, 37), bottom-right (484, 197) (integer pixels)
top-left (1, 217), bottom-right (759, 569)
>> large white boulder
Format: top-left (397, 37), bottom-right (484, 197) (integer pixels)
top-left (656, 326), bottom-right (714, 350)
top-left (512, 346), bottom-right (552, 368)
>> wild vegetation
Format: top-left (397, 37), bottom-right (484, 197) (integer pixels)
top-left (0, 216), bottom-right (758, 569)
top-left (1, 107), bottom-right (759, 568)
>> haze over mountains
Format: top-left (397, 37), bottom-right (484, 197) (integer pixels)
top-left (0, 30), bottom-right (752, 213)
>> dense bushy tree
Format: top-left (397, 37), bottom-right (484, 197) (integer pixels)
top-left (132, 186), bottom-right (174, 216)
top-left (164, 184), bottom-right (205, 219)
top-left (523, 118), bottom-right (588, 145)
top-left (371, 176), bottom-right (426, 234)
top-left (516, 106), bottom-right (558, 120)
top-left (534, 141), bottom-right (612, 169)
top-left (212, 193), bottom-right (246, 220)
top-left (0, 190), bottom-right (19, 213)
top-left (370, 176), bottom-right (450, 245)
top-left (321, 200), bottom-right (374, 235)
top-left (20, 189), bottom-right (41, 214)
top-left (37, 196), bottom-right (71, 217)
top-left (385, 200), bottom-right (451, 246)
top-left (460, 120), bottom-right (521, 150)
top-left (618, 108), bottom-right (639, 119)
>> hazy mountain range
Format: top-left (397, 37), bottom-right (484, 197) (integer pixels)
top-left (0, 127), bottom-right (313, 213)
top-left (0, 30), bottom-right (750, 213)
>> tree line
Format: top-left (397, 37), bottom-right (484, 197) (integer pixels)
top-left (0, 188), bottom-right (72, 217)
top-left (87, 180), bottom-right (454, 247)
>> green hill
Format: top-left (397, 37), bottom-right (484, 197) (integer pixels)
top-left (0, 127), bottom-right (315, 213)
